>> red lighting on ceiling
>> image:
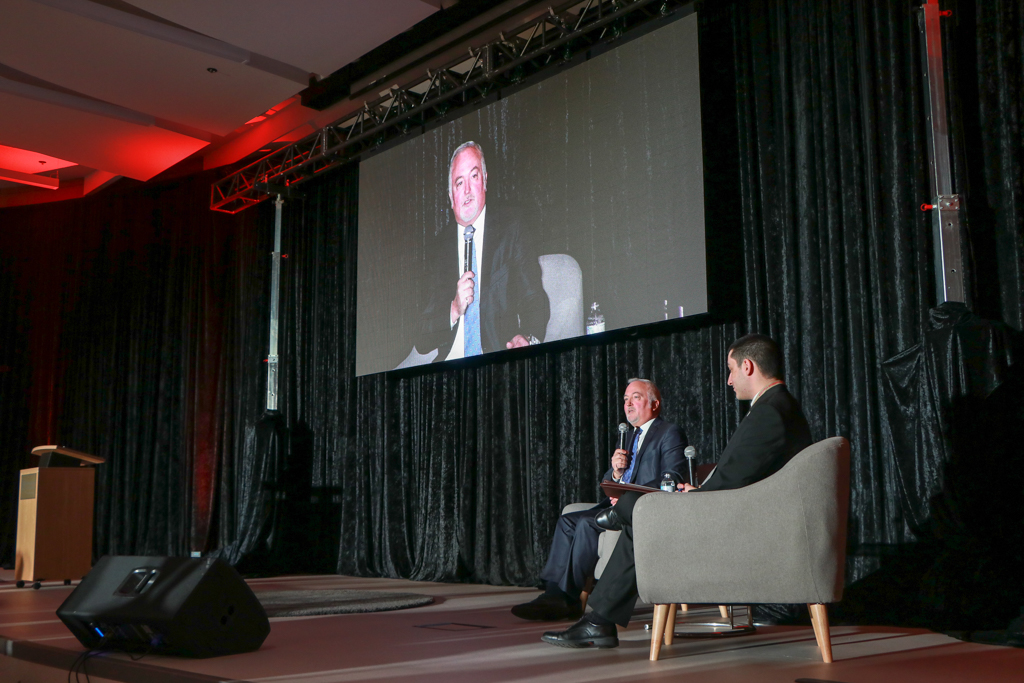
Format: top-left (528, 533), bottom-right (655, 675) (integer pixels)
top-left (0, 168), bottom-right (59, 189)
top-left (242, 96), bottom-right (299, 128)
top-left (0, 144), bottom-right (76, 174)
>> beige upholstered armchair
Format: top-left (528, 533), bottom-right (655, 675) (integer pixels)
top-left (633, 437), bottom-right (851, 663)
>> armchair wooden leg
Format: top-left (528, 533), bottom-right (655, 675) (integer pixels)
top-left (680, 603), bottom-right (689, 612)
top-left (808, 603), bottom-right (833, 663)
top-left (808, 604), bottom-right (823, 651)
top-left (719, 605), bottom-right (730, 620)
top-left (664, 604), bottom-right (678, 645)
top-left (650, 604), bottom-right (670, 661)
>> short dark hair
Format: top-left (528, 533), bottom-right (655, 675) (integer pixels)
top-left (728, 334), bottom-right (784, 380)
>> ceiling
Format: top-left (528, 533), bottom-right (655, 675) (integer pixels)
top-left (0, 0), bottom-right (447, 207)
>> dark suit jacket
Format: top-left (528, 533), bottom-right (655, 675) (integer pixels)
top-left (419, 204), bottom-right (549, 358)
top-left (698, 384), bottom-right (812, 492)
top-left (601, 416), bottom-right (688, 491)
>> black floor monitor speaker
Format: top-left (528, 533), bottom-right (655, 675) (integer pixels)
top-left (57, 555), bottom-right (270, 658)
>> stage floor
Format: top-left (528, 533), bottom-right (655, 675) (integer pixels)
top-left (1, 569), bottom-right (1019, 683)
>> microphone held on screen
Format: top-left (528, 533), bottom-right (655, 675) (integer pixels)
top-left (463, 225), bottom-right (476, 273)
top-left (618, 422), bottom-right (629, 452)
top-left (684, 445), bottom-right (697, 487)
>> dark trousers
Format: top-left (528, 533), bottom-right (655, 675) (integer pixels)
top-left (538, 503), bottom-right (609, 599)
top-left (587, 491), bottom-right (643, 627)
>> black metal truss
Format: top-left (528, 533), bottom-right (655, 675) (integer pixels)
top-left (211, 0), bottom-right (688, 213)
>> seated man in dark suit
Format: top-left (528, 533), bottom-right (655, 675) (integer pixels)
top-left (541, 334), bottom-right (813, 648)
top-left (511, 378), bottom-right (687, 621)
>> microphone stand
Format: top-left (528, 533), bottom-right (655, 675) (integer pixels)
top-left (685, 447), bottom-right (697, 487)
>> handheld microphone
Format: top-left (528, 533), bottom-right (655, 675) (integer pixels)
top-left (463, 225), bottom-right (476, 274)
top-left (617, 423), bottom-right (630, 478)
top-left (684, 445), bottom-right (697, 487)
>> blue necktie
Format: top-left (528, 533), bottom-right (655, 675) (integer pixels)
top-left (464, 230), bottom-right (482, 356)
top-left (622, 427), bottom-right (642, 484)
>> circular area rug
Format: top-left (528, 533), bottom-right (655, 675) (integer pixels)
top-left (256, 589), bottom-right (434, 617)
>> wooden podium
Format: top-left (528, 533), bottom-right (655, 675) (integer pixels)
top-left (15, 446), bottom-right (104, 588)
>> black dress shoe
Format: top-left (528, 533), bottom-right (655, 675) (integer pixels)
top-left (594, 507), bottom-right (623, 531)
top-left (511, 593), bottom-right (583, 621)
top-left (541, 616), bottom-right (619, 648)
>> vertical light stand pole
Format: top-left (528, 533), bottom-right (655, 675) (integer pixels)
top-left (266, 194), bottom-right (284, 411)
top-left (919, 0), bottom-right (965, 304)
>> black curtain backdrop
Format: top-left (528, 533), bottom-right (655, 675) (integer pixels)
top-left (0, 171), bottom-right (264, 561)
top-left (878, 302), bottom-right (1024, 630)
top-left (1, 0), bottom-right (1021, 628)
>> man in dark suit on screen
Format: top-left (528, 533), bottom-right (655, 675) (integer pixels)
top-left (541, 334), bottom-right (813, 648)
top-left (511, 378), bottom-right (688, 621)
top-left (417, 141), bottom-right (549, 360)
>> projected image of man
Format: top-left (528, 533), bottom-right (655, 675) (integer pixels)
top-left (420, 141), bottom-right (549, 359)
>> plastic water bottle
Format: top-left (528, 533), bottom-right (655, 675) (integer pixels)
top-left (586, 302), bottom-right (605, 334)
top-left (660, 471), bottom-right (678, 493)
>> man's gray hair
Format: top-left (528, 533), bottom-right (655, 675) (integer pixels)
top-left (627, 378), bottom-right (661, 404)
top-left (448, 141), bottom-right (487, 199)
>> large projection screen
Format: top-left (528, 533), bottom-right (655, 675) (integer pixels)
top-left (356, 12), bottom-right (705, 376)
